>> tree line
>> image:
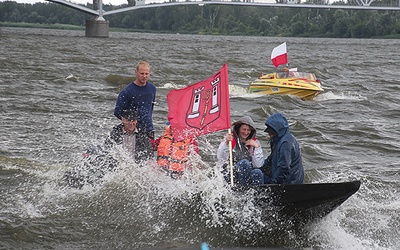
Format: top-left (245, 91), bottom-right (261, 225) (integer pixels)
top-left (1, 0), bottom-right (400, 38)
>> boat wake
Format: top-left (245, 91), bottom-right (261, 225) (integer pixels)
top-left (315, 91), bottom-right (367, 101)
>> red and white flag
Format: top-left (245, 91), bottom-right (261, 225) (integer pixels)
top-left (167, 64), bottom-right (230, 141)
top-left (271, 42), bottom-right (288, 68)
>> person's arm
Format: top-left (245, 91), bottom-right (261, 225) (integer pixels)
top-left (151, 83), bottom-right (156, 111)
top-left (104, 127), bottom-right (119, 150)
top-left (114, 89), bottom-right (129, 120)
top-left (261, 155), bottom-right (273, 184)
top-left (271, 142), bottom-right (291, 184)
top-left (251, 140), bottom-right (264, 168)
top-left (217, 139), bottom-right (229, 162)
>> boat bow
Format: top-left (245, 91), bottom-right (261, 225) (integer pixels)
top-left (253, 180), bottom-right (361, 223)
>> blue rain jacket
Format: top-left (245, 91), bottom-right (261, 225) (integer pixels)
top-left (263, 113), bottom-right (304, 184)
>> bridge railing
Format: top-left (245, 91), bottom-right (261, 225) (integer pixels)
top-left (46, 0), bottom-right (400, 19)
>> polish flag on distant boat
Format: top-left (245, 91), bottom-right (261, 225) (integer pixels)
top-left (271, 42), bottom-right (288, 68)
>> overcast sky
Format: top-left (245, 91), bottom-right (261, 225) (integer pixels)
top-left (3, 0), bottom-right (278, 6)
top-left (3, 0), bottom-right (142, 5)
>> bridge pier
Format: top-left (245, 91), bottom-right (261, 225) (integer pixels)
top-left (84, 0), bottom-right (109, 37)
top-left (85, 18), bottom-right (109, 38)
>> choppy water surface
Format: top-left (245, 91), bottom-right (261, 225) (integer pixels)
top-left (1, 27), bottom-right (399, 250)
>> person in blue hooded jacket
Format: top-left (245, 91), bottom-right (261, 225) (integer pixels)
top-left (261, 113), bottom-right (304, 184)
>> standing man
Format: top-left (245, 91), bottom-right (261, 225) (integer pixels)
top-left (114, 61), bottom-right (156, 140)
top-left (261, 112), bottom-right (304, 184)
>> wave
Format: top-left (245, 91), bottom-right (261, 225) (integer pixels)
top-left (315, 91), bottom-right (367, 101)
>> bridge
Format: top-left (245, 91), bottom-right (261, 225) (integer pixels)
top-left (46, 0), bottom-right (400, 37)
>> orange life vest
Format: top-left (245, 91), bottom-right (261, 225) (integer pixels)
top-left (157, 127), bottom-right (191, 173)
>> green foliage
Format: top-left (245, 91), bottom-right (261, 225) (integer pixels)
top-left (1, 1), bottom-right (400, 38)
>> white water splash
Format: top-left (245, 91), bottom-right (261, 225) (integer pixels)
top-left (315, 91), bottom-right (367, 101)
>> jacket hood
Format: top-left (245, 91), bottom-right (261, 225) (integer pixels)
top-left (265, 113), bottom-right (289, 138)
top-left (232, 116), bottom-right (257, 140)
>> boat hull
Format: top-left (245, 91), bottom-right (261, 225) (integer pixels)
top-left (249, 72), bottom-right (323, 100)
top-left (253, 180), bottom-right (361, 223)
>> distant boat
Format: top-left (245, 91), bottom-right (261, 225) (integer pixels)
top-left (249, 42), bottom-right (324, 100)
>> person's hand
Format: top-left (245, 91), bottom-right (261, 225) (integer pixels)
top-left (245, 139), bottom-right (259, 148)
top-left (225, 133), bottom-right (233, 144)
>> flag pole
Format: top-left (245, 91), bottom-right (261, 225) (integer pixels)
top-left (228, 128), bottom-right (234, 187)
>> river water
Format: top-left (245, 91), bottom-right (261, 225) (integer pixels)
top-left (1, 27), bottom-right (399, 250)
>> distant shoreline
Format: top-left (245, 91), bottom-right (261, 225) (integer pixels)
top-left (1, 22), bottom-right (400, 39)
top-left (0, 22), bottom-right (199, 35)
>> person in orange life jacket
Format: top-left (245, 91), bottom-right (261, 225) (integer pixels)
top-left (151, 122), bottom-right (199, 175)
top-left (260, 113), bottom-right (304, 184)
top-left (104, 109), bottom-right (154, 163)
top-left (217, 116), bottom-right (264, 186)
